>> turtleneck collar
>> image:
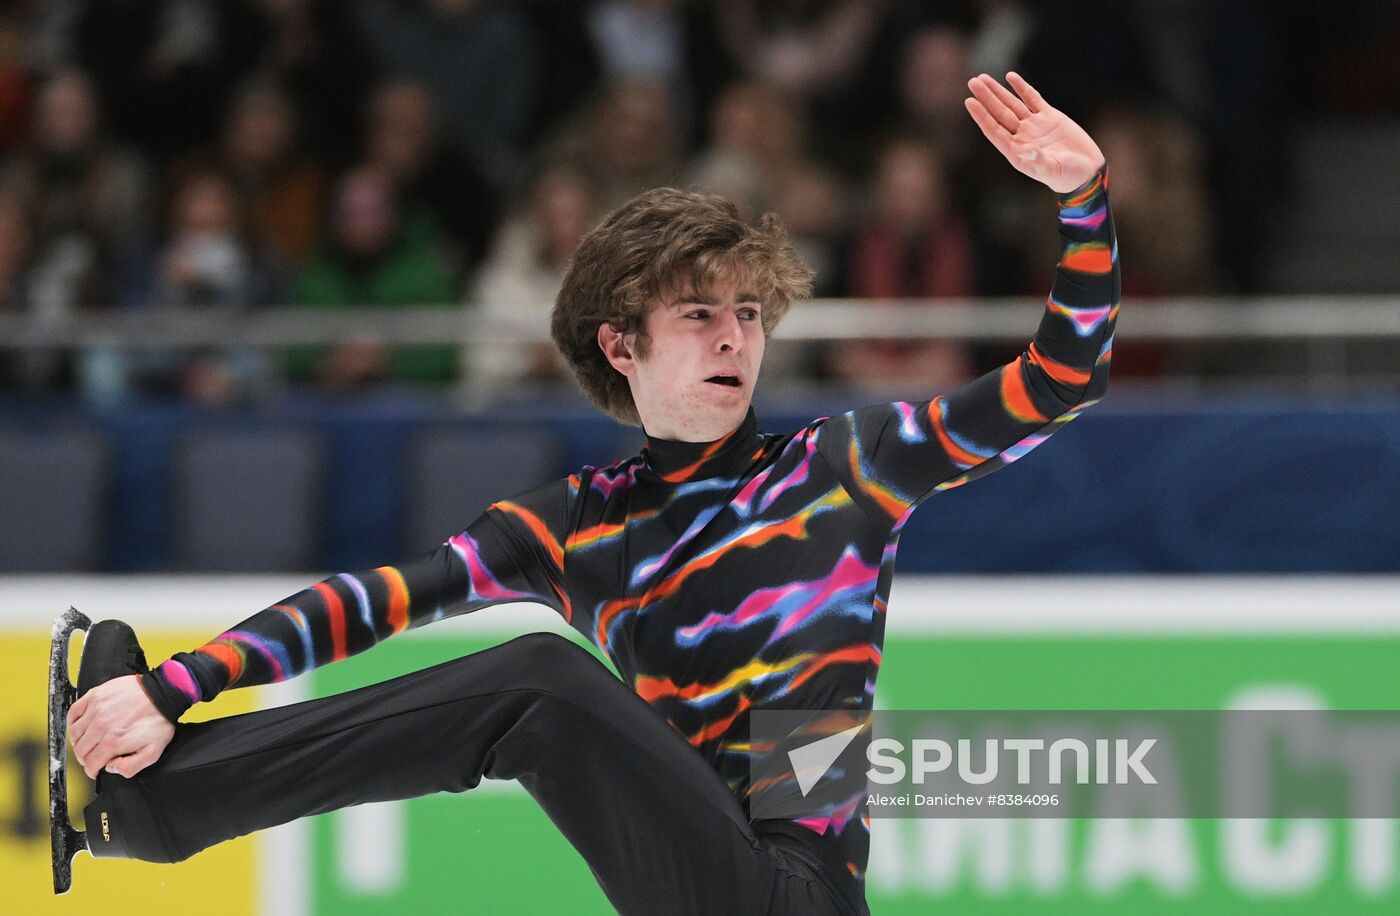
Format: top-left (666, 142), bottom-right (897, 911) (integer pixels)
top-left (641, 408), bottom-right (763, 483)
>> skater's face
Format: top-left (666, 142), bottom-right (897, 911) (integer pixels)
top-left (599, 272), bottom-right (765, 442)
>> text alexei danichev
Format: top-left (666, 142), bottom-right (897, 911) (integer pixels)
top-left (868, 792), bottom-right (1061, 807)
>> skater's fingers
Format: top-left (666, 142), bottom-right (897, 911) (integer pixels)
top-left (70, 703), bottom-right (115, 764)
top-left (983, 74), bottom-right (1032, 120)
top-left (1006, 72), bottom-right (1047, 112)
top-left (107, 745), bottom-right (159, 778)
top-left (77, 739), bottom-right (106, 779)
top-left (964, 98), bottom-right (1018, 161)
top-left (82, 731), bottom-right (126, 780)
top-left (967, 74), bottom-right (1021, 134)
top-left (73, 725), bottom-right (105, 770)
top-left (68, 692), bottom-right (90, 728)
top-left (68, 708), bottom-right (88, 747)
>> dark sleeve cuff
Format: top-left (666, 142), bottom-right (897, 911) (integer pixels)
top-left (140, 670), bottom-right (193, 724)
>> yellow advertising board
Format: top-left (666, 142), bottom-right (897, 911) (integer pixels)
top-left (2, 632), bottom-right (260, 916)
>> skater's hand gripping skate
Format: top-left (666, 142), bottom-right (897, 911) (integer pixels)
top-left (964, 72), bottom-right (1105, 194)
top-left (68, 675), bottom-right (175, 780)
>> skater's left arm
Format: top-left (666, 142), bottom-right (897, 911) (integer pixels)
top-left (138, 479), bottom-right (572, 723)
top-left (71, 485), bottom-right (568, 778)
top-left (816, 73), bottom-right (1117, 522)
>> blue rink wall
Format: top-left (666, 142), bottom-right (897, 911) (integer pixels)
top-left (3, 576), bottom-right (1398, 914)
top-left (3, 394), bottom-right (1398, 574)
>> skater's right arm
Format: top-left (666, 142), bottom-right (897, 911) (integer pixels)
top-left (814, 74), bottom-right (1115, 520)
top-left (141, 481), bottom-right (571, 723)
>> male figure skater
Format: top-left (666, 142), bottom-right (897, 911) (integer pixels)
top-left (63, 73), bottom-right (1114, 915)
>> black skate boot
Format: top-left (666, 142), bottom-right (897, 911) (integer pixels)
top-left (49, 611), bottom-right (170, 894)
top-left (76, 618), bottom-right (150, 696)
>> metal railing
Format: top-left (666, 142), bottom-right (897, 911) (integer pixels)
top-left (4, 297), bottom-right (1399, 345)
top-left (3, 296), bottom-right (1398, 389)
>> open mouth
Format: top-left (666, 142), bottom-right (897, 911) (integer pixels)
top-left (705, 375), bottom-right (742, 388)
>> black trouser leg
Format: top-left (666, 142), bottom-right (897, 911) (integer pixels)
top-left (88, 633), bottom-right (850, 915)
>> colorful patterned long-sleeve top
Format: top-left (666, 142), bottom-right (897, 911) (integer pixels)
top-left (144, 169), bottom-right (1117, 906)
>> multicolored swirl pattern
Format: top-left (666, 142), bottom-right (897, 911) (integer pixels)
top-left (146, 168), bottom-right (1118, 903)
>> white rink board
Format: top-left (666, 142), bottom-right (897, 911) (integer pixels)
top-left (3, 574), bottom-right (1399, 634)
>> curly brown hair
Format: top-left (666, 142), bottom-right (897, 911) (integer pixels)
top-left (551, 187), bottom-right (813, 426)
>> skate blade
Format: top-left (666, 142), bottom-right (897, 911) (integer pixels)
top-left (49, 607), bottom-right (91, 895)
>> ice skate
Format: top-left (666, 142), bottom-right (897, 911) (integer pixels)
top-left (48, 611), bottom-right (152, 894)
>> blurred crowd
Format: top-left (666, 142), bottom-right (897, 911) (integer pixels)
top-left (0, 0), bottom-right (1389, 407)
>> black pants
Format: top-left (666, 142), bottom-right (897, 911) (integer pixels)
top-left (87, 633), bottom-right (862, 916)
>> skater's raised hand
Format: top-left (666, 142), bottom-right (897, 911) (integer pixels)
top-left (68, 675), bottom-right (175, 780)
top-left (964, 72), bottom-right (1105, 194)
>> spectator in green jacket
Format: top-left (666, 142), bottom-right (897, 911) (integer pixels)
top-left (291, 165), bottom-right (460, 389)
